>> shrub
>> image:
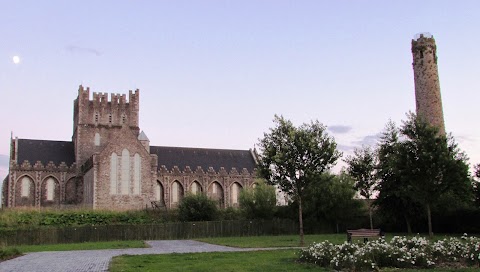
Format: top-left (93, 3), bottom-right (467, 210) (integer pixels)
top-left (239, 180), bottom-right (276, 219)
top-left (177, 194), bottom-right (218, 221)
top-left (219, 207), bottom-right (242, 220)
top-left (0, 244), bottom-right (21, 261)
top-left (299, 235), bottom-right (480, 271)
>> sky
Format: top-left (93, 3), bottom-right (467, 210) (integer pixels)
top-left (1, 0), bottom-right (480, 183)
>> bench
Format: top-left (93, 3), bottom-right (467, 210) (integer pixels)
top-left (347, 228), bottom-right (383, 243)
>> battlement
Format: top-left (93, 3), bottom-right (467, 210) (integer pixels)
top-left (74, 85), bottom-right (140, 128)
top-left (413, 32), bottom-right (432, 41)
top-left (11, 160), bottom-right (77, 173)
top-left (158, 165), bottom-right (255, 177)
top-left (78, 85), bottom-right (139, 104)
top-left (412, 33), bottom-right (436, 52)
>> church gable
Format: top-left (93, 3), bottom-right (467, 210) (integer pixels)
top-left (92, 125), bottom-right (155, 209)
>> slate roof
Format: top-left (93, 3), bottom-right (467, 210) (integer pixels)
top-left (17, 139), bottom-right (75, 166)
top-left (150, 146), bottom-right (256, 173)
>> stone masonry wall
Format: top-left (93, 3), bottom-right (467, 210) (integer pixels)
top-left (412, 34), bottom-right (445, 135)
top-left (93, 126), bottom-right (155, 210)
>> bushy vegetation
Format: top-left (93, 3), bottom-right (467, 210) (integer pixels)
top-left (239, 180), bottom-right (277, 219)
top-left (0, 244), bottom-right (21, 261)
top-left (299, 234), bottom-right (480, 271)
top-left (0, 209), bottom-right (166, 229)
top-left (177, 193), bottom-right (218, 221)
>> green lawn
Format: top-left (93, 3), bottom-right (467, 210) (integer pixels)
top-left (196, 234), bottom-right (345, 248)
top-left (109, 249), bottom-right (325, 272)
top-left (109, 249), bottom-right (479, 272)
top-left (7, 240), bottom-right (147, 253)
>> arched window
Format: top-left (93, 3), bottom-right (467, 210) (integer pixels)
top-left (110, 152), bottom-right (118, 194)
top-left (121, 149), bottom-right (130, 195)
top-left (171, 181), bottom-right (184, 205)
top-left (231, 182), bottom-right (243, 206)
top-left (156, 181), bottom-right (165, 205)
top-left (209, 182), bottom-right (224, 206)
top-left (191, 181), bottom-right (202, 195)
top-left (21, 176), bottom-right (31, 197)
top-left (94, 133), bottom-right (101, 146)
top-left (133, 153), bottom-right (141, 195)
top-left (45, 177), bottom-right (56, 201)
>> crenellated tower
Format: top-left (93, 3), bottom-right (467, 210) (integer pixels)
top-left (411, 33), bottom-right (445, 135)
top-left (72, 85), bottom-right (140, 168)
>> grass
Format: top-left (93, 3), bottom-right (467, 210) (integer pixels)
top-left (0, 247), bottom-right (21, 262)
top-left (197, 234), bottom-right (345, 248)
top-left (109, 249), bottom-right (479, 272)
top-left (5, 240), bottom-right (147, 253)
top-left (196, 233), bottom-right (470, 248)
top-left (109, 249), bottom-right (326, 272)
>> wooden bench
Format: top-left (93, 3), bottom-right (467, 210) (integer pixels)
top-left (347, 228), bottom-right (384, 243)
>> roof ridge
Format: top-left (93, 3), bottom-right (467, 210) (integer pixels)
top-left (150, 145), bottom-right (250, 152)
top-left (18, 138), bottom-right (73, 143)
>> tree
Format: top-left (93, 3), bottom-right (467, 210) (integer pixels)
top-left (400, 113), bottom-right (471, 237)
top-left (375, 114), bottom-right (471, 237)
top-left (473, 164), bottom-right (480, 207)
top-left (257, 115), bottom-right (341, 246)
top-left (178, 193), bottom-right (218, 222)
top-left (303, 171), bottom-right (364, 233)
top-left (239, 179), bottom-right (277, 219)
top-left (344, 146), bottom-right (377, 229)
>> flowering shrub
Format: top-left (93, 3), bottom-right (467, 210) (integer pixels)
top-left (299, 234), bottom-right (480, 271)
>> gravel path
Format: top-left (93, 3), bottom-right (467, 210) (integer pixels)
top-left (0, 240), bottom-right (258, 272)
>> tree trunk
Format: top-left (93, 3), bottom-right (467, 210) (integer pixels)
top-left (369, 204), bottom-right (373, 230)
top-left (336, 220), bottom-right (339, 234)
top-left (298, 196), bottom-right (305, 247)
top-left (427, 203), bottom-right (433, 238)
top-left (404, 214), bottom-right (412, 235)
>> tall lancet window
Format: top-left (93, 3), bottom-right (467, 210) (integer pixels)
top-left (21, 176), bottom-right (31, 197)
top-left (231, 182), bottom-right (242, 206)
top-left (94, 133), bottom-right (101, 146)
top-left (156, 181), bottom-right (164, 204)
top-left (191, 181), bottom-right (201, 195)
top-left (133, 153), bottom-right (141, 195)
top-left (171, 181), bottom-right (184, 205)
top-left (110, 152), bottom-right (118, 194)
top-left (121, 149), bottom-right (130, 195)
top-left (46, 178), bottom-right (55, 201)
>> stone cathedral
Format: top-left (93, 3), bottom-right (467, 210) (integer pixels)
top-left (2, 86), bottom-right (258, 210)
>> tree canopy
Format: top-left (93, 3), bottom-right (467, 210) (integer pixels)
top-left (375, 113), bottom-right (472, 236)
top-left (344, 145), bottom-right (377, 229)
top-left (257, 115), bottom-right (341, 245)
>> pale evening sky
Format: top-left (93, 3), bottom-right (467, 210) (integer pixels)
top-left (1, 0), bottom-right (480, 182)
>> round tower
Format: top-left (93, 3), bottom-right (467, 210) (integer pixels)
top-left (411, 33), bottom-right (445, 135)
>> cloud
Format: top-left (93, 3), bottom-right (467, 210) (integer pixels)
top-left (455, 134), bottom-right (475, 143)
top-left (66, 45), bottom-right (102, 56)
top-left (337, 144), bottom-right (355, 153)
top-left (328, 125), bottom-right (352, 134)
top-left (352, 133), bottom-right (382, 147)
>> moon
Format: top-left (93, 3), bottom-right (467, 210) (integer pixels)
top-left (12, 56), bottom-right (20, 64)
